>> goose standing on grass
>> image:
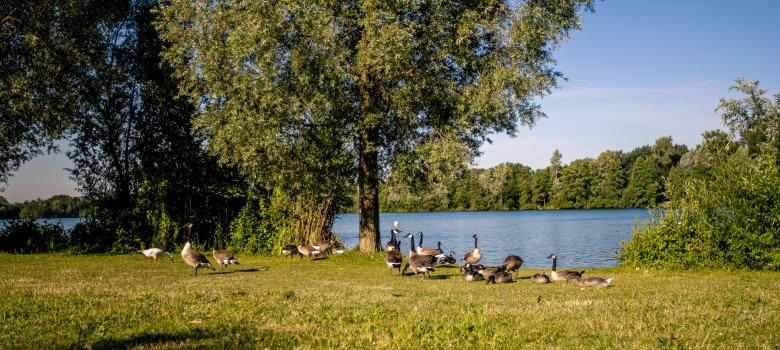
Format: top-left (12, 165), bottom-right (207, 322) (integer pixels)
top-left (502, 255), bottom-right (524, 278)
top-left (181, 241), bottom-right (215, 275)
top-left (386, 228), bottom-right (401, 251)
top-left (463, 234), bottom-right (482, 266)
top-left (313, 240), bottom-right (333, 256)
top-left (282, 245), bottom-right (300, 258)
top-left (416, 232), bottom-right (444, 257)
top-left (297, 245), bottom-right (321, 259)
top-left (386, 241), bottom-right (403, 275)
top-left (213, 246), bottom-right (239, 272)
top-left (531, 270), bottom-right (550, 284)
top-left (140, 248), bottom-right (173, 263)
top-left (401, 233), bottom-right (436, 278)
top-left (547, 254), bottom-right (584, 282)
top-left (576, 276), bottom-right (614, 288)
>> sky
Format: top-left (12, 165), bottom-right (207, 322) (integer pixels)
top-left (2, 1), bottom-right (780, 203)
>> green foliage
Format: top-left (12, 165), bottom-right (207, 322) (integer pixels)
top-left (67, 220), bottom-right (114, 253)
top-left (0, 219), bottom-right (66, 253)
top-left (229, 190), bottom-right (281, 254)
top-left (620, 153), bottom-right (780, 270)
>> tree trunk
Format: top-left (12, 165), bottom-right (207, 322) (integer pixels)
top-left (357, 129), bottom-right (381, 253)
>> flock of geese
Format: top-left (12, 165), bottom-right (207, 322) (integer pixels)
top-left (139, 222), bottom-right (614, 288)
top-left (385, 221), bottom-right (615, 287)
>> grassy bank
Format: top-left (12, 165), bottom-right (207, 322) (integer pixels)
top-left (1, 252), bottom-right (778, 349)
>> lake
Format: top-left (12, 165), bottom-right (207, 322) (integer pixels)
top-left (2, 210), bottom-right (649, 268)
top-left (332, 209), bottom-right (650, 268)
top-left (0, 218), bottom-right (85, 231)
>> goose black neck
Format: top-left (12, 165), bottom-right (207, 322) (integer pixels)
top-left (474, 236), bottom-right (478, 249)
top-left (408, 235), bottom-right (416, 251)
top-left (418, 233), bottom-right (424, 247)
top-left (551, 256), bottom-right (557, 271)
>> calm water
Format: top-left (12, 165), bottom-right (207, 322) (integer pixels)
top-left (332, 209), bottom-right (650, 268)
top-left (0, 218), bottom-right (85, 231)
top-left (2, 210), bottom-right (648, 268)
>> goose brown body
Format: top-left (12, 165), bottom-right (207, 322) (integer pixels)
top-left (547, 254), bottom-right (584, 282)
top-left (576, 276), bottom-right (614, 288)
top-left (502, 255), bottom-right (524, 277)
top-left (531, 270), bottom-right (550, 284)
top-left (385, 241), bottom-right (403, 275)
top-left (181, 242), bottom-right (215, 275)
top-left (402, 233), bottom-right (436, 278)
top-left (463, 234), bottom-right (482, 265)
top-left (213, 249), bottom-right (239, 272)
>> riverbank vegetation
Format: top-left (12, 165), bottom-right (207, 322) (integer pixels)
top-left (1, 253), bottom-right (778, 349)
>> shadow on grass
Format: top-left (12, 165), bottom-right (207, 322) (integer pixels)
top-left (212, 268), bottom-right (264, 275)
top-left (84, 328), bottom-right (290, 349)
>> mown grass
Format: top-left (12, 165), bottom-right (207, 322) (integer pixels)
top-left (1, 252), bottom-right (778, 349)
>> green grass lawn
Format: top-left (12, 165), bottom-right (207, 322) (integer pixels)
top-left (1, 252), bottom-right (778, 349)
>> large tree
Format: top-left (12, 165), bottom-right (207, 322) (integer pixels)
top-left (157, 0), bottom-right (594, 252)
top-left (0, 0), bottom-right (123, 185)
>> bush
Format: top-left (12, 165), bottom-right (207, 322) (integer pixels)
top-left (0, 219), bottom-right (66, 253)
top-left (619, 154), bottom-right (780, 270)
top-left (67, 220), bottom-right (115, 253)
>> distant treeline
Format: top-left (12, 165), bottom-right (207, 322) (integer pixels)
top-left (0, 195), bottom-right (92, 219)
top-left (380, 136), bottom-right (687, 212)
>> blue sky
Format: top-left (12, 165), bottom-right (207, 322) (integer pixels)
top-left (3, 1), bottom-right (780, 203)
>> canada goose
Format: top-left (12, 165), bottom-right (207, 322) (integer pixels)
top-left (282, 244), bottom-right (300, 258)
top-left (531, 270), bottom-right (550, 284)
top-left (313, 240), bottom-right (333, 255)
top-left (401, 233), bottom-right (436, 278)
top-left (547, 254), bottom-right (584, 282)
top-left (486, 269), bottom-right (513, 284)
top-left (140, 248), bottom-right (173, 263)
top-left (440, 250), bottom-right (457, 265)
top-left (386, 241), bottom-right (403, 275)
top-left (416, 232), bottom-right (444, 257)
top-left (332, 244), bottom-right (346, 254)
top-left (476, 265), bottom-right (504, 278)
top-left (213, 248), bottom-right (239, 272)
top-left (502, 255), bottom-right (524, 277)
top-left (460, 264), bottom-right (485, 282)
top-left (463, 234), bottom-right (482, 266)
top-left (576, 276), bottom-right (614, 288)
top-left (386, 228), bottom-right (401, 251)
top-left (297, 245), bottom-right (321, 259)
top-left (181, 241), bottom-right (215, 275)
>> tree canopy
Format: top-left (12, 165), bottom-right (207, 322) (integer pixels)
top-left (156, 0), bottom-right (595, 251)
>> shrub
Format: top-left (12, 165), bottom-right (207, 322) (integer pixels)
top-left (67, 220), bottom-right (115, 253)
top-left (0, 219), bottom-right (66, 253)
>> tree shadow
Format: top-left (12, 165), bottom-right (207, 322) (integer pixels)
top-left (85, 329), bottom-right (217, 350)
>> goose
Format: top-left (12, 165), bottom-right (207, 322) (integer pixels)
top-left (181, 241), bottom-right (215, 275)
top-left (547, 254), bottom-right (584, 282)
top-left (416, 232), bottom-right (444, 257)
top-left (313, 240), bottom-right (333, 255)
top-left (531, 270), bottom-right (550, 284)
top-left (282, 244), bottom-right (300, 258)
top-left (401, 233), bottom-right (436, 278)
top-left (386, 228), bottom-right (401, 251)
top-left (440, 250), bottom-right (457, 265)
top-left (213, 247), bottom-right (239, 272)
top-left (502, 255), bottom-right (524, 277)
top-left (486, 269), bottom-right (513, 284)
top-left (332, 244), bottom-right (346, 254)
top-left (463, 234), bottom-right (482, 266)
top-left (385, 241), bottom-right (403, 275)
top-left (476, 265), bottom-right (503, 278)
top-left (297, 245), bottom-right (321, 259)
top-left (140, 248), bottom-right (173, 263)
top-left (576, 276), bottom-right (614, 288)
top-left (460, 264), bottom-right (485, 282)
